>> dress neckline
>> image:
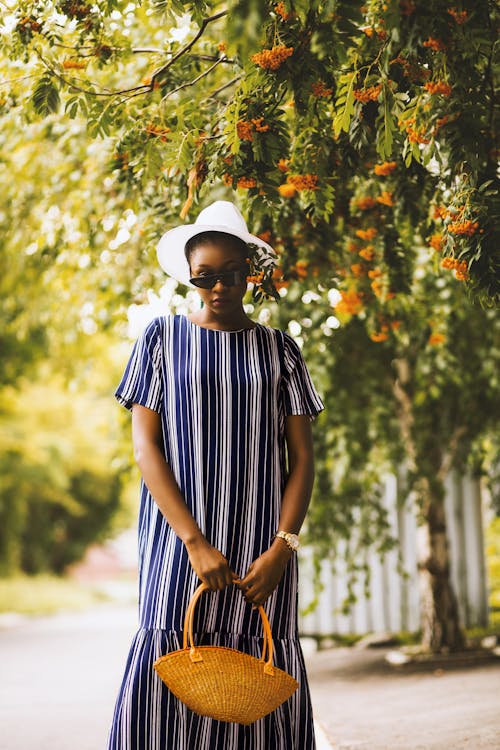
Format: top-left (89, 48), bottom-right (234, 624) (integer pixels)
top-left (181, 314), bottom-right (258, 333)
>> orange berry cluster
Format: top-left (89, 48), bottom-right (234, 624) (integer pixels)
top-left (62, 59), bottom-right (88, 69)
top-left (448, 219), bottom-right (479, 236)
top-left (428, 332), bottom-right (446, 345)
top-left (18, 16), bottom-right (42, 32)
top-left (447, 8), bottom-right (468, 24)
top-left (370, 317), bottom-right (400, 342)
top-left (247, 271), bottom-right (265, 284)
top-left (433, 205), bottom-right (447, 220)
top-left (374, 161), bottom-right (397, 176)
top-left (336, 290), bottom-right (364, 315)
top-left (441, 257), bottom-right (469, 280)
top-left (252, 117), bottom-right (269, 133)
top-left (311, 81), bottom-right (333, 98)
top-left (350, 263), bottom-right (366, 277)
top-left (356, 227), bottom-right (378, 241)
top-left (353, 84), bottom-right (382, 103)
top-left (361, 24), bottom-right (387, 40)
top-left (423, 37), bottom-right (447, 52)
top-left (371, 279), bottom-right (385, 297)
top-left (429, 233), bottom-right (444, 251)
top-left (356, 196), bottom-right (377, 210)
top-left (376, 191), bottom-right (394, 207)
top-left (237, 176), bottom-right (257, 189)
top-left (274, 2), bottom-right (292, 20)
top-left (236, 118), bottom-right (269, 142)
top-left (236, 121), bottom-right (253, 141)
top-left (272, 267), bottom-right (289, 290)
top-left (401, 117), bottom-right (430, 144)
top-left (286, 173), bottom-right (319, 190)
top-left (359, 245), bottom-right (375, 260)
top-left (251, 45), bottom-right (294, 71)
top-left (278, 183), bottom-right (297, 198)
top-left (291, 260), bottom-right (309, 279)
top-left (370, 329), bottom-right (389, 342)
top-left (424, 81), bottom-right (452, 97)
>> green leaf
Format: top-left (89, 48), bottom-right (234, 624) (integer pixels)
top-left (65, 97), bottom-right (80, 120)
top-left (375, 83), bottom-right (396, 160)
top-left (32, 76), bottom-right (60, 116)
top-left (333, 73), bottom-right (356, 136)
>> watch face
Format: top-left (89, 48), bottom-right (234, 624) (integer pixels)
top-left (276, 531), bottom-right (299, 550)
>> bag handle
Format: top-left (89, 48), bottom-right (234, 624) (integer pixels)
top-left (182, 581), bottom-right (275, 675)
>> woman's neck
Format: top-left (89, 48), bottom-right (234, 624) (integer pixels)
top-left (187, 310), bottom-right (255, 331)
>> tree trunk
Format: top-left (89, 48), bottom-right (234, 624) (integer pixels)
top-left (392, 357), bottom-right (466, 652)
top-left (417, 482), bottom-right (465, 652)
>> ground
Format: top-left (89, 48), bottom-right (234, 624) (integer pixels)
top-left (0, 605), bottom-right (499, 750)
top-left (306, 644), bottom-right (500, 749)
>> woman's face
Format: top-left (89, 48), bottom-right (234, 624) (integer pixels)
top-left (188, 240), bottom-right (248, 318)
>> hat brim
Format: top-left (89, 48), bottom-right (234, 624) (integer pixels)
top-left (157, 223), bottom-right (277, 287)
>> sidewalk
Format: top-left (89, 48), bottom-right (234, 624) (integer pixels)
top-left (0, 605), bottom-right (499, 749)
top-left (306, 644), bottom-right (500, 749)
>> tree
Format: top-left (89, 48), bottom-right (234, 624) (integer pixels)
top-left (0, 367), bottom-right (128, 575)
top-left (1, 0), bottom-right (499, 650)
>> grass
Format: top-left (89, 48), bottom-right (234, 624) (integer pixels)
top-left (0, 574), bottom-right (110, 617)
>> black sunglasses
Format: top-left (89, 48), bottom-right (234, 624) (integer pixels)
top-left (189, 269), bottom-right (247, 289)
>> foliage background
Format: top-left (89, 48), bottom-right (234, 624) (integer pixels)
top-left (0, 1), bottom-right (499, 644)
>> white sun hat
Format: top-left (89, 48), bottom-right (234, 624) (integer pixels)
top-left (156, 200), bottom-right (276, 287)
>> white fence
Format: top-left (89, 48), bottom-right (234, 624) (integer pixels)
top-left (298, 469), bottom-right (489, 636)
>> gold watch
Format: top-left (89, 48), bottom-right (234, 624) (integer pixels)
top-left (275, 531), bottom-right (300, 552)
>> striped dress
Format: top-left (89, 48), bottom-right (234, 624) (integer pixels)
top-left (108, 313), bottom-right (324, 750)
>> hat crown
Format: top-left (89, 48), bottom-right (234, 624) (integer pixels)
top-left (156, 200), bottom-right (276, 287)
top-left (195, 201), bottom-right (248, 234)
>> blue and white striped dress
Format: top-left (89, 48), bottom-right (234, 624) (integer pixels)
top-left (107, 313), bottom-right (324, 750)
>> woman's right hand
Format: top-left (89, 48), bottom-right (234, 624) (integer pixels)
top-left (185, 536), bottom-right (236, 590)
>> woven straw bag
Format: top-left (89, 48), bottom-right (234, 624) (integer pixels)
top-left (153, 582), bottom-right (299, 724)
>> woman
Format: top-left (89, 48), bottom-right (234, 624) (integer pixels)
top-left (108, 201), bottom-right (324, 749)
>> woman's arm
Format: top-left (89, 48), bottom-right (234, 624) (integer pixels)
top-left (132, 404), bottom-right (235, 590)
top-left (239, 414), bottom-right (315, 606)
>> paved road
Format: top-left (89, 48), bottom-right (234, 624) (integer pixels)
top-left (1, 605), bottom-right (499, 749)
top-left (0, 606), bottom-right (331, 750)
top-left (306, 645), bottom-right (500, 750)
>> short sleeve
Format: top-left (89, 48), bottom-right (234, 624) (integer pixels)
top-left (281, 332), bottom-right (325, 421)
top-left (115, 318), bottom-right (163, 412)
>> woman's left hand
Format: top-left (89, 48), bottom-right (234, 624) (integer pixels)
top-left (238, 541), bottom-right (293, 607)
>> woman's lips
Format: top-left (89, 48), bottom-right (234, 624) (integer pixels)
top-left (213, 298), bottom-right (230, 305)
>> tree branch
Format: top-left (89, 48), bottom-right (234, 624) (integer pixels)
top-left (391, 357), bottom-right (418, 472)
top-left (149, 10), bottom-right (227, 88)
top-left (209, 76), bottom-right (241, 98)
top-left (35, 49), bottom-right (150, 98)
top-left (51, 43), bottom-right (167, 54)
top-left (160, 57), bottom-right (226, 104)
top-left (51, 43), bottom-right (237, 64)
top-left (34, 10), bottom-right (228, 100)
